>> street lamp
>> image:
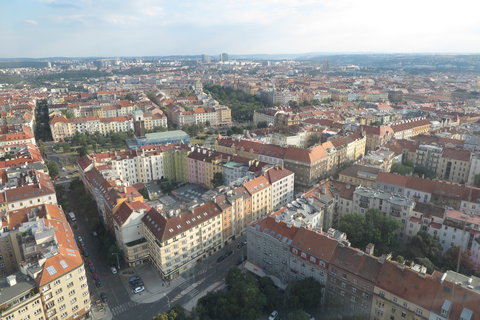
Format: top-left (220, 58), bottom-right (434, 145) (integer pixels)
top-left (112, 252), bottom-right (120, 270)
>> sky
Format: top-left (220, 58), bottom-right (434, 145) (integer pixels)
top-left (1, 0), bottom-right (480, 58)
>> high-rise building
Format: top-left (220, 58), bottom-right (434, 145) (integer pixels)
top-left (220, 53), bottom-right (229, 62)
top-left (201, 54), bottom-right (211, 63)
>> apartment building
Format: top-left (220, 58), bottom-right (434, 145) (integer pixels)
top-left (352, 187), bottom-right (415, 238)
top-left (0, 204), bottom-right (91, 320)
top-left (247, 216), bottom-right (480, 320)
top-left (376, 172), bottom-right (480, 211)
top-left (244, 176), bottom-right (272, 221)
top-left (338, 165), bottom-right (381, 188)
top-left (0, 171), bottom-right (57, 212)
top-left (264, 166), bottom-right (295, 210)
top-left (0, 126), bottom-right (36, 147)
top-left (50, 115), bottom-right (133, 142)
top-left (142, 202), bottom-right (223, 280)
top-left (113, 201), bottom-right (152, 266)
top-left (284, 145), bottom-right (328, 187)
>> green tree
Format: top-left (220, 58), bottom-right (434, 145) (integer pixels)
top-left (138, 187), bottom-right (150, 200)
top-left (124, 93), bottom-right (135, 101)
top-left (413, 166), bottom-right (436, 179)
top-left (257, 121), bottom-right (268, 129)
top-left (338, 209), bottom-right (401, 255)
top-left (77, 147), bottom-right (87, 157)
top-left (62, 143), bottom-right (72, 153)
top-left (61, 109), bottom-right (75, 118)
top-left (47, 161), bottom-right (59, 178)
top-left (286, 310), bottom-right (310, 320)
top-left (306, 135), bottom-right (320, 147)
top-left (286, 277), bottom-right (323, 310)
top-left (211, 172), bottom-right (224, 188)
top-left (391, 162), bottom-right (413, 175)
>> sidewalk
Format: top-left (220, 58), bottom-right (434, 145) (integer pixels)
top-left (89, 302), bottom-right (112, 320)
top-left (182, 281), bottom-right (226, 312)
top-left (120, 263), bottom-right (188, 304)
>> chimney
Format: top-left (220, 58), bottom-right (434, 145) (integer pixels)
top-left (6, 275), bottom-right (17, 287)
top-left (365, 243), bottom-right (374, 255)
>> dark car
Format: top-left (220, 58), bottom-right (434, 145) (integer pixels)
top-left (216, 255), bottom-right (226, 263)
top-left (82, 249), bottom-right (89, 257)
top-left (128, 276), bottom-right (141, 283)
top-left (130, 280), bottom-right (144, 288)
top-left (89, 265), bottom-right (96, 273)
top-left (92, 273), bottom-right (100, 280)
top-left (95, 279), bottom-right (102, 288)
top-left (225, 250), bottom-right (233, 257)
top-left (100, 293), bottom-right (107, 302)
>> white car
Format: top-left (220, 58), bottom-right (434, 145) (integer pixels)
top-left (268, 311), bottom-right (278, 320)
top-left (132, 286), bottom-right (144, 294)
top-left (110, 267), bottom-right (117, 274)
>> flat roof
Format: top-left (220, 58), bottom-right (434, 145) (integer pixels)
top-left (145, 130), bottom-right (189, 140)
top-left (0, 273), bottom-right (36, 305)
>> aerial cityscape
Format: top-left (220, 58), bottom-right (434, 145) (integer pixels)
top-left (2, 1), bottom-right (480, 320)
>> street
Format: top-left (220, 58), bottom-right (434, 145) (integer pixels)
top-left (48, 147), bottom-right (247, 320)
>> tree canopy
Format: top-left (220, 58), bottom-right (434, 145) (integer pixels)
top-left (204, 84), bottom-right (266, 122)
top-left (338, 209), bottom-right (401, 255)
top-left (211, 172), bottom-right (224, 188)
top-left (47, 161), bottom-right (59, 178)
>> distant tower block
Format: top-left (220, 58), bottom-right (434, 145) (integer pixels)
top-left (133, 110), bottom-right (146, 138)
top-left (220, 53), bottom-right (229, 62)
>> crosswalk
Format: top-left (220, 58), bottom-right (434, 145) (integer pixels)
top-left (170, 282), bottom-right (201, 303)
top-left (110, 301), bottom-right (139, 316)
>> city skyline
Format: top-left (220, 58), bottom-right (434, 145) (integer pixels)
top-left (2, 0), bottom-right (480, 58)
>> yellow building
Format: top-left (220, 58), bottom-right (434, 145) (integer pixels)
top-left (143, 202), bottom-right (223, 280)
top-left (243, 176), bottom-right (272, 222)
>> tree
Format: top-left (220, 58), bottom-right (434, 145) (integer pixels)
top-left (77, 147), bottom-right (87, 157)
top-left (286, 277), bottom-right (323, 310)
top-left (152, 310), bottom-right (177, 320)
top-left (338, 209), bottom-right (401, 255)
top-left (138, 187), bottom-right (150, 200)
top-left (47, 161), bottom-right (59, 178)
top-left (413, 166), bottom-right (436, 179)
top-left (62, 143), bottom-right (71, 153)
top-left (286, 310), bottom-right (310, 320)
top-left (306, 135), bottom-right (320, 147)
top-left (124, 93), bottom-right (135, 101)
top-left (211, 172), bottom-right (224, 188)
top-left (61, 109), bottom-right (75, 118)
top-left (288, 100), bottom-right (299, 109)
top-left (257, 121), bottom-right (268, 129)
top-left (391, 162), bottom-right (413, 175)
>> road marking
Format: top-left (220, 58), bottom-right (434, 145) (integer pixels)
top-left (111, 301), bottom-right (139, 316)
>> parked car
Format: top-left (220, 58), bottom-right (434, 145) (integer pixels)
top-left (95, 279), bottom-right (102, 288)
top-left (268, 311), bottom-right (278, 320)
top-left (128, 276), bottom-right (141, 283)
top-left (89, 265), bottom-right (96, 273)
top-left (92, 273), bottom-right (100, 280)
top-left (225, 250), bottom-right (233, 257)
top-left (100, 293), bottom-right (107, 302)
top-left (77, 235), bottom-right (84, 244)
top-left (130, 280), bottom-right (144, 288)
top-left (216, 255), bottom-right (226, 263)
top-left (110, 266), bottom-right (117, 274)
top-left (82, 249), bottom-right (89, 257)
top-left (87, 259), bottom-right (93, 267)
top-left (132, 286), bottom-right (145, 294)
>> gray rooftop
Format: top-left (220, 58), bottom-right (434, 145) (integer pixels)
top-left (0, 273), bottom-right (36, 305)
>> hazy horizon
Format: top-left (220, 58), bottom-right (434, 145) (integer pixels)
top-left (2, 0), bottom-right (480, 58)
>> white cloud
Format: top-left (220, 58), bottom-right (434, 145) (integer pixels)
top-left (24, 19), bottom-right (39, 25)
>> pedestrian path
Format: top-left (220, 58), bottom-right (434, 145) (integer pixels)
top-left (110, 301), bottom-right (139, 317)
